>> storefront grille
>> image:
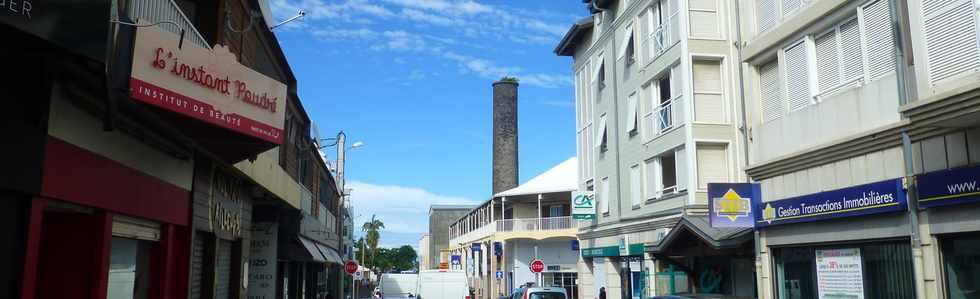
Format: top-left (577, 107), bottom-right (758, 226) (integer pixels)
top-left (190, 234), bottom-right (205, 299)
top-left (215, 239), bottom-right (233, 299)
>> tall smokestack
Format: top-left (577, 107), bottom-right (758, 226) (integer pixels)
top-left (492, 79), bottom-right (519, 195)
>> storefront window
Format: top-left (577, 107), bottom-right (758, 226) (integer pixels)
top-left (108, 237), bottom-right (154, 299)
top-left (772, 242), bottom-right (913, 299)
top-left (942, 234), bottom-right (980, 299)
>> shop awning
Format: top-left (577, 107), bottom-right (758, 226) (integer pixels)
top-left (646, 215), bottom-right (752, 254)
top-left (315, 243), bottom-right (344, 264)
top-left (298, 237), bottom-right (327, 262)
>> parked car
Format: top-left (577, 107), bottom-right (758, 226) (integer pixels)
top-left (517, 287), bottom-right (567, 299)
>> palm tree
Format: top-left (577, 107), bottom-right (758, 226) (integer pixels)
top-left (361, 214), bottom-right (384, 268)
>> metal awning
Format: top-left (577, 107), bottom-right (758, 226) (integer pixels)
top-left (315, 243), bottom-right (344, 264)
top-left (646, 215), bottom-right (753, 254)
top-left (298, 237), bottom-right (327, 262)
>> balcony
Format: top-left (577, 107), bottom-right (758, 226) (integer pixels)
top-left (644, 97), bottom-right (685, 140)
top-left (127, 0), bottom-right (210, 49)
top-left (450, 216), bottom-right (578, 245)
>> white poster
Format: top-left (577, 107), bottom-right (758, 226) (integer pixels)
top-left (815, 248), bottom-right (865, 299)
top-left (247, 222), bottom-right (278, 299)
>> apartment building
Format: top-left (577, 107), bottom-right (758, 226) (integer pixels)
top-left (556, 0), bottom-right (750, 298)
top-left (738, 0), bottom-right (980, 298)
top-left (448, 158), bottom-right (580, 299)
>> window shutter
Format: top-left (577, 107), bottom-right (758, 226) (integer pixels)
top-left (922, 0), bottom-right (980, 84)
top-left (600, 177), bottom-right (610, 213)
top-left (592, 58), bottom-right (604, 82)
top-left (861, 0), bottom-right (897, 81)
top-left (596, 114), bottom-right (608, 146)
top-left (759, 61), bottom-right (783, 122)
top-left (815, 30), bottom-right (841, 92)
top-left (696, 144), bottom-right (730, 189)
top-left (757, 0), bottom-right (777, 33)
top-left (782, 0), bottom-right (802, 17)
top-left (618, 24), bottom-right (635, 60)
top-left (627, 93), bottom-right (639, 133)
top-left (693, 60), bottom-right (725, 122)
top-left (645, 159), bottom-right (660, 198)
top-left (839, 18), bottom-right (864, 81)
top-left (783, 41), bottom-right (811, 111)
top-left (675, 147), bottom-right (688, 191)
top-left (630, 165), bottom-right (642, 206)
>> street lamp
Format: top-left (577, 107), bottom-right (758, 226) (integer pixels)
top-left (318, 131), bottom-right (363, 193)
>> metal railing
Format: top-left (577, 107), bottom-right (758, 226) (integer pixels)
top-left (653, 97), bottom-right (684, 134)
top-left (449, 216), bottom-right (578, 245)
top-left (127, 0), bottom-right (211, 49)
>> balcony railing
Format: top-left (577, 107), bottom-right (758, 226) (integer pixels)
top-left (449, 216), bottom-right (578, 245)
top-left (127, 0), bottom-right (211, 49)
top-left (652, 97), bottom-right (684, 135)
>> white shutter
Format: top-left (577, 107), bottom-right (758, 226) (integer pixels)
top-left (675, 147), bottom-right (688, 191)
top-left (922, 0), bottom-right (980, 84)
top-left (690, 0), bottom-right (721, 39)
top-left (783, 41), bottom-right (811, 111)
top-left (644, 158), bottom-right (660, 198)
top-left (618, 24), bottom-right (635, 60)
top-left (693, 60), bottom-right (725, 122)
top-left (696, 144), bottom-right (730, 189)
top-left (759, 60), bottom-right (783, 122)
top-left (815, 30), bottom-right (841, 92)
top-left (782, 0), bottom-right (802, 16)
top-left (839, 18), bottom-right (865, 81)
top-left (630, 165), bottom-right (642, 206)
top-left (757, 0), bottom-right (777, 33)
top-left (592, 58), bottom-right (605, 82)
top-left (600, 177), bottom-right (610, 213)
top-left (627, 93), bottom-right (638, 133)
top-left (861, 0), bottom-right (897, 80)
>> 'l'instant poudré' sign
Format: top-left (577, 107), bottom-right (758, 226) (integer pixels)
top-left (129, 25), bottom-right (286, 144)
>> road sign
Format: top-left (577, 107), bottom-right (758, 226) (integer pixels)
top-left (353, 270), bottom-right (363, 280)
top-left (345, 261), bottom-right (359, 275)
top-left (530, 259), bottom-right (545, 273)
top-left (496, 271), bottom-right (504, 279)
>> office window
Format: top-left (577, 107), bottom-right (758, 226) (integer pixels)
top-left (696, 144), bottom-right (729, 189)
top-left (760, 60), bottom-right (783, 122)
top-left (630, 164), bottom-right (642, 207)
top-left (922, 0), bottom-right (980, 84)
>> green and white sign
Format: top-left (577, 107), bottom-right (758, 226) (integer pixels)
top-left (572, 191), bottom-right (596, 220)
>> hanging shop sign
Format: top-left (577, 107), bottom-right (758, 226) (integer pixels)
top-left (450, 255), bottom-right (461, 267)
top-left (572, 191), bottom-right (596, 220)
top-left (130, 25), bottom-right (286, 144)
top-left (917, 164), bottom-right (980, 208)
top-left (754, 178), bottom-right (907, 227)
top-left (708, 183), bottom-right (759, 228)
top-left (0, 0), bottom-right (110, 61)
top-left (247, 222), bottom-right (278, 299)
top-left (815, 248), bottom-right (865, 299)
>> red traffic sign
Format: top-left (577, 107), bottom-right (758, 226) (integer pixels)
top-left (530, 259), bottom-right (545, 273)
top-left (345, 261), bottom-right (359, 275)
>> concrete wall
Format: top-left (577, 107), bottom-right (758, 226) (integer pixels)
top-left (428, 208), bottom-right (471, 269)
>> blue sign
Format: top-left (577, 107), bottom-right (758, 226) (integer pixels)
top-left (493, 242), bottom-right (503, 256)
top-left (471, 243), bottom-right (481, 251)
top-left (571, 240), bottom-right (580, 251)
top-left (918, 164), bottom-right (980, 208)
top-left (708, 183), bottom-right (760, 228)
top-left (496, 271), bottom-right (504, 279)
top-left (450, 255), bottom-right (461, 266)
top-left (754, 178), bottom-right (907, 227)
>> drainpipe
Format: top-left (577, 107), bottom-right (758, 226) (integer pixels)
top-left (890, 0), bottom-right (923, 297)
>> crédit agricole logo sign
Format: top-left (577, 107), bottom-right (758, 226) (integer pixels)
top-left (129, 25), bottom-right (286, 144)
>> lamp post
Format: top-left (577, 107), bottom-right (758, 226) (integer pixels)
top-left (319, 131), bottom-right (363, 299)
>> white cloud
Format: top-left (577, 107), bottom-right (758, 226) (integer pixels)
top-left (348, 181), bottom-right (477, 240)
top-left (407, 70), bottom-right (427, 80)
top-left (371, 30), bottom-right (429, 51)
top-left (311, 27), bottom-right (378, 40)
top-left (543, 100), bottom-right (575, 108)
top-left (383, 0), bottom-right (492, 15)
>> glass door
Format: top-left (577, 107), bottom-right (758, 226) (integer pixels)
top-left (107, 237), bottom-right (155, 299)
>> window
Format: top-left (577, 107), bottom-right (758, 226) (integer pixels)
top-left (644, 158), bottom-right (661, 199)
top-left (760, 60), bottom-right (783, 122)
top-left (814, 18), bottom-right (864, 94)
top-left (922, 0), bottom-right (980, 84)
top-left (597, 114), bottom-right (609, 153)
top-left (756, 0), bottom-right (809, 34)
top-left (108, 237), bottom-right (154, 299)
top-left (629, 164), bottom-right (642, 207)
top-left (651, 72), bottom-right (676, 134)
top-left (860, 0), bottom-right (896, 81)
top-left (618, 23), bottom-right (636, 65)
top-left (577, 63), bottom-right (596, 181)
top-left (941, 234), bottom-right (980, 299)
top-left (592, 54), bottom-right (606, 93)
top-left (696, 144), bottom-right (729, 189)
top-left (689, 0), bottom-right (721, 39)
top-left (783, 40), bottom-right (812, 112)
top-left (773, 243), bottom-right (914, 299)
top-left (693, 60), bottom-right (725, 123)
top-left (644, 148), bottom-right (685, 199)
top-left (549, 205), bottom-right (566, 217)
top-left (627, 92), bottom-right (638, 136)
top-left (600, 177), bottom-right (610, 214)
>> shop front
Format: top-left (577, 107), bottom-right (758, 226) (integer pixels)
top-left (580, 235), bottom-right (647, 299)
top-left (755, 178), bottom-right (915, 299)
top-left (916, 163), bottom-right (980, 299)
top-left (646, 216), bottom-right (754, 297)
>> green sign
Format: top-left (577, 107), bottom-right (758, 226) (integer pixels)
top-left (572, 192), bottom-right (595, 220)
top-left (581, 244), bottom-right (644, 257)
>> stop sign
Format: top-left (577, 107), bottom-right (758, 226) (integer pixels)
top-left (345, 261), bottom-right (359, 275)
top-left (530, 259), bottom-right (545, 273)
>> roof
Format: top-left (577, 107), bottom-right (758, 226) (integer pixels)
top-left (430, 204), bottom-right (477, 210)
top-left (494, 157), bottom-right (577, 198)
top-left (554, 16), bottom-right (595, 56)
top-left (646, 215), bottom-right (752, 253)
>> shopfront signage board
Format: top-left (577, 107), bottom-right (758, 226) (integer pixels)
top-left (708, 183), bottom-right (759, 228)
top-left (247, 222), bottom-right (278, 299)
top-left (572, 191), bottom-right (596, 220)
top-left (755, 178), bottom-right (907, 227)
top-left (917, 164), bottom-right (980, 208)
top-left (815, 248), bottom-right (865, 299)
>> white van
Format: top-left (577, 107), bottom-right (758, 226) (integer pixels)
top-left (417, 270), bottom-right (468, 299)
top-left (380, 273), bottom-right (420, 298)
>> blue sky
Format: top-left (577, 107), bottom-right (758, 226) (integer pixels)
top-left (269, 0), bottom-right (586, 248)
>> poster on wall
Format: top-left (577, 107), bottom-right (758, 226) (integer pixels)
top-left (815, 248), bottom-right (865, 299)
top-left (247, 222), bottom-right (278, 299)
